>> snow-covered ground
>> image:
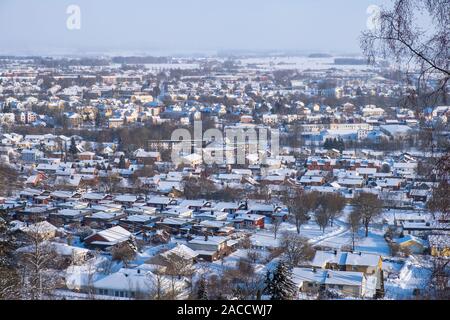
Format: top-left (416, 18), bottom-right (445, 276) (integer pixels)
top-left (316, 227), bottom-right (390, 256)
top-left (263, 219), bottom-right (341, 242)
top-left (238, 56), bottom-right (376, 72)
top-left (384, 256), bottom-right (432, 299)
top-left (132, 243), bottom-right (175, 265)
top-left (65, 255), bottom-right (122, 290)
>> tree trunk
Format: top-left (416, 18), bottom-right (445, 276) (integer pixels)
top-left (351, 233), bottom-right (355, 251)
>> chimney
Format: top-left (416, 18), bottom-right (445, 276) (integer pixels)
top-left (137, 269), bottom-right (140, 274)
top-left (359, 251), bottom-right (362, 255)
top-left (334, 250), bottom-right (337, 255)
top-left (204, 234), bottom-right (208, 241)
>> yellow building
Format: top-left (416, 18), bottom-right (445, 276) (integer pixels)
top-left (395, 235), bottom-right (426, 254)
top-left (108, 118), bottom-right (124, 128)
top-left (132, 94), bottom-right (154, 104)
top-left (429, 234), bottom-right (450, 257)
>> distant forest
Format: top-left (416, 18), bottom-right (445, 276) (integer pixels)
top-left (111, 56), bottom-right (170, 64)
top-left (334, 58), bottom-right (366, 65)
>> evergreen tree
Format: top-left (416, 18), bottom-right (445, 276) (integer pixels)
top-left (264, 270), bottom-right (274, 296)
top-left (323, 138), bottom-right (331, 149)
top-left (0, 218), bottom-right (20, 299)
top-left (197, 277), bottom-right (208, 300)
top-left (69, 137), bottom-right (78, 158)
top-left (265, 261), bottom-right (297, 300)
top-left (95, 112), bottom-right (102, 127)
top-left (118, 155), bottom-right (126, 169)
top-left (64, 141), bottom-right (68, 162)
top-left (117, 136), bottom-right (123, 152)
top-left (337, 138), bottom-right (345, 152)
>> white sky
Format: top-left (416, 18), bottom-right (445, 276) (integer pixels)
top-left (0, 0), bottom-right (393, 56)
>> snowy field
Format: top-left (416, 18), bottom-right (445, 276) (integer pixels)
top-left (237, 56), bottom-right (376, 72)
top-left (317, 228), bottom-right (390, 256)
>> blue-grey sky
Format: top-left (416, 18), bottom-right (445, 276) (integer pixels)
top-left (0, 0), bottom-right (391, 56)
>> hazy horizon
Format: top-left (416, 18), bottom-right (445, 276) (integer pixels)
top-left (0, 0), bottom-right (391, 56)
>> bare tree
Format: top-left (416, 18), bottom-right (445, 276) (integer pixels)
top-left (348, 210), bottom-right (362, 251)
top-left (222, 258), bottom-right (264, 300)
top-left (419, 255), bottom-right (450, 300)
top-left (85, 252), bottom-right (99, 299)
top-left (426, 152), bottom-right (450, 220)
top-left (18, 226), bottom-right (60, 299)
top-left (272, 218), bottom-right (282, 240)
top-left (361, 0), bottom-right (450, 105)
top-left (321, 193), bottom-right (346, 227)
top-left (286, 191), bottom-right (317, 234)
top-left (0, 165), bottom-right (20, 197)
top-left (240, 236), bottom-right (252, 249)
top-left (247, 250), bottom-right (262, 264)
top-left (351, 193), bottom-right (383, 237)
top-left (206, 273), bottom-right (233, 300)
top-left (315, 205), bottom-right (330, 233)
top-left (162, 252), bottom-right (194, 299)
top-left (149, 267), bottom-right (166, 300)
top-left (111, 240), bottom-right (136, 267)
top-left (280, 232), bottom-right (315, 267)
top-left (101, 172), bottom-right (122, 193)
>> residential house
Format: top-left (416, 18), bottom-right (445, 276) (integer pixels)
top-left (292, 267), bottom-right (367, 298)
top-left (84, 226), bottom-right (132, 249)
top-left (187, 235), bottom-right (230, 261)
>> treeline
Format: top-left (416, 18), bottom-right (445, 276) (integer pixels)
top-left (323, 138), bottom-right (345, 152)
top-left (9, 123), bottom-right (179, 150)
top-left (112, 56), bottom-right (170, 64)
top-left (334, 58), bottom-right (366, 65)
top-left (33, 57), bottom-right (110, 67)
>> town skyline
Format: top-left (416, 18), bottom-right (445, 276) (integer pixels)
top-left (0, 0), bottom-right (448, 306)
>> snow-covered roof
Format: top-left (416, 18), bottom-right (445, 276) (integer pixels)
top-left (394, 235), bottom-right (427, 247)
top-left (122, 215), bottom-right (153, 223)
top-left (312, 250), bottom-right (346, 268)
top-left (292, 267), bottom-right (365, 287)
top-left (345, 252), bottom-right (380, 267)
top-left (147, 195), bottom-right (172, 205)
top-left (114, 195), bottom-right (137, 203)
top-left (86, 226), bottom-right (131, 243)
top-left (93, 268), bottom-right (168, 292)
top-left (188, 235), bottom-right (228, 246)
top-left (161, 244), bottom-right (199, 260)
top-left (16, 241), bottom-right (89, 256)
top-left (52, 208), bottom-right (87, 217)
top-left (82, 193), bottom-right (106, 201)
top-left (20, 221), bottom-right (57, 234)
top-left (236, 213), bottom-right (265, 221)
top-left (312, 250), bottom-right (381, 268)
